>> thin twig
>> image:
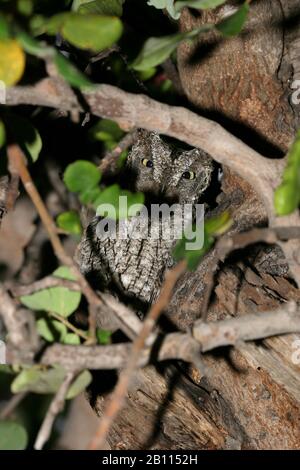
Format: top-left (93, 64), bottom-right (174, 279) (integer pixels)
top-left (88, 259), bottom-right (187, 450)
top-left (7, 144), bottom-right (103, 342)
top-left (98, 131), bottom-right (137, 175)
top-left (49, 311), bottom-right (88, 341)
top-left (7, 158), bottom-right (20, 212)
top-left (11, 276), bottom-right (81, 297)
top-left (34, 371), bottom-right (75, 450)
top-left (0, 392), bottom-right (28, 420)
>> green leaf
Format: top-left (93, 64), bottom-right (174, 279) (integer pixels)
top-left (61, 14), bottom-right (123, 53)
top-left (173, 227), bottom-right (214, 271)
top-left (36, 318), bottom-right (67, 343)
top-left (45, 12), bottom-right (71, 35)
top-left (205, 210), bottom-right (232, 236)
top-left (79, 186), bottom-right (102, 205)
top-left (57, 210), bottom-right (82, 235)
top-left (174, 0), bottom-right (226, 13)
top-left (54, 52), bottom-right (93, 89)
top-left (0, 120), bottom-right (5, 148)
top-left (66, 370), bottom-right (92, 399)
top-left (147, 0), bottom-right (181, 20)
top-left (94, 183), bottom-right (145, 219)
top-left (0, 365), bottom-right (14, 374)
top-left (17, 0), bottom-right (33, 16)
top-left (137, 66), bottom-right (157, 82)
top-left (0, 14), bottom-right (10, 40)
top-left (11, 365), bottom-right (66, 394)
top-left (77, 0), bottom-right (124, 16)
top-left (64, 160), bottom-right (101, 193)
top-left (20, 266), bottom-right (81, 317)
top-left (131, 26), bottom-right (212, 71)
top-left (216, 2), bottom-right (249, 37)
top-left (173, 212), bottom-right (232, 271)
top-left (29, 14), bottom-right (48, 36)
top-left (63, 333), bottom-right (81, 345)
top-left (274, 129), bottom-right (300, 216)
top-left (89, 118), bottom-right (124, 143)
top-left (96, 329), bottom-right (112, 345)
top-left (6, 114), bottom-right (42, 162)
top-left (117, 149), bottom-right (128, 169)
top-left (0, 421), bottom-right (28, 450)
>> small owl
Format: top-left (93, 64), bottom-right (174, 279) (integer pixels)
top-left (79, 130), bottom-right (213, 307)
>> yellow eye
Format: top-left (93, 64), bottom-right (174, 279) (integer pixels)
top-left (182, 171), bottom-right (195, 180)
top-left (141, 158), bottom-right (153, 168)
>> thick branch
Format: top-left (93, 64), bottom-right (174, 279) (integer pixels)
top-left (193, 303), bottom-right (300, 352)
top-left (6, 80), bottom-right (284, 221)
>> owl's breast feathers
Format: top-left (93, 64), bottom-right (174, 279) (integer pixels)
top-left (78, 215), bottom-right (176, 304)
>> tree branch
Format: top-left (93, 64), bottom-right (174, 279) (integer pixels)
top-left (6, 80), bottom-right (284, 221)
top-left (193, 302), bottom-right (300, 352)
top-left (34, 371), bottom-right (75, 450)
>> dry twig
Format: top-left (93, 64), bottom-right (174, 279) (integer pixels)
top-left (11, 276), bottom-right (81, 297)
top-left (98, 131), bottom-right (137, 175)
top-left (0, 392), bottom-right (28, 420)
top-left (7, 144), bottom-right (103, 342)
top-left (34, 371), bottom-right (76, 450)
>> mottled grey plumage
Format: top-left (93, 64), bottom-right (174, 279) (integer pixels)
top-left (79, 130), bottom-right (213, 305)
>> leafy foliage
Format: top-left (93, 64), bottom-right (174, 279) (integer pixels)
top-left (274, 130), bottom-right (300, 216)
top-left (77, 0), bottom-right (125, 16)
top-left (0, 421), bottom-right (28, 450)
top-left (36, 318), bottom-right (81, 344)
top-left (59, 14), bottom-right (123, 52)
top-left (132, 27), bottom-right (213, 71)
top-left (64, 160), bottom-right (102, 194)
top-left (97, 329), bottom-right (112, 345)
top-left (11, 365), bottom-right (92, 399)
top-left (95, 183), bottom-right (145, 219)
top-left (0, 120), bottom-right (5, 148)
top-left (132, 2), bottom-right (249, 70)
top-left (20, 266), bottom-right (82, 317)
top-left (216, 2), bottom-right (249, 37)
top-left (4, 113), bottom-right (42, 162)
top-left (57, 211), bottom-right (82, 235)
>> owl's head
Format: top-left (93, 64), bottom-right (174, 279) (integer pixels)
top-left (127, 129), bottom-right (214, 204)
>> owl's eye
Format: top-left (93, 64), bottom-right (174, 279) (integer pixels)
top-left (182, 171), bottom-right (195, 180)
top-left (141, 158), bottom-right (153, 168)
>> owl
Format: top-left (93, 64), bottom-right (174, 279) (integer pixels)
top-left (79, 130), bottom-right (214, 308)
